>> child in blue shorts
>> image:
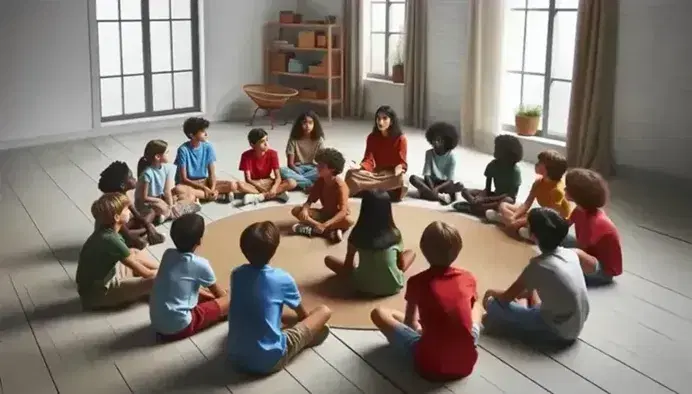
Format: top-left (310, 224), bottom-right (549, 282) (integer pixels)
top-left (482, 207), bottom-right (590, 345)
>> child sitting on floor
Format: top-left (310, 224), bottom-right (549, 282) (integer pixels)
top-left (238, 128), bottom-right (298, 206)
top-left (482, 207), bottom-right (590, 345)
top-left (136, 139), bottom-right (201, 224)
top-left (174, 117), bottom-right (237, 204)
top-left (291, 147), bottom-right (354, 243)
top-left (370, 221), bottom-right (480, 380)
top-left (453, 134), bottom-right (524, 217)
top-left (150, 213), bottom-right (230, 341)
top-left (98, 161), bottom-right (165, 248)
top-left (227, 221), bottom-right (332, 375)
top-left (409, 122), bottom-right (464, 205)
top-left (562, 168), bottom-right (622, 286)
top-left (76, 193), bottom-right (159, 310)
top-left (279, 110), bottom-right (325, 192)
top-left (486, 150), bottom-right (573, 240)
top-left (323, 189), bottom-right (416, 297)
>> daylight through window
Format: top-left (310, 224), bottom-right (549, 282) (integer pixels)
top-left (366, 0), bottom-right (406, 80)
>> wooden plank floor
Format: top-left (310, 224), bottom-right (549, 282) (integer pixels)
top-left (0, 120), bottom-right (690, 394)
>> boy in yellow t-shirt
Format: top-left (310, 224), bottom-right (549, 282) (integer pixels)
top-left (486, 150), bottom-right (573, 240)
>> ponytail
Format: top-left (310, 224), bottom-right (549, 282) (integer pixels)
top-left (136, 156), bottom-right (149, 178)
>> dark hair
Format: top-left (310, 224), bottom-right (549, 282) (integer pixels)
top-left (98, 161), bottom-right (134, 193)
top-left (137, 139), bottom-right (168, 177)
top-left (537, 150), bottom-right (567, 181)
top-left (183, 117), bottom-right (210, 139)
top-left (527, 207), bottom-right (569, 251)
top-left (289, 110), bottom-right (324, 141)
top-left (314, 148), bottom-right (345, 175)
top-left (420, 221), bottom-right (463, 267)
top-left (493, 134), bottom-right (524, 165)
top-left (348, 190), bottom-right (401, 250)
top-left (371, 105), bottom-right (403, 138)
top-left (247, 128), bottom-right (269, 146)
top-left (565, 168), bottom-right (608, 212)
top-left (425, 122), bottom-right (459, 153)
top-left (170, 213), bottom-right (206, 253)
top-left (240, 221), bottom-right (281, 266)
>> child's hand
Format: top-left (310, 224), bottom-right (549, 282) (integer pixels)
top-left (482, 289), bottom-right (500, 308)
top-left (203, 188), bottom-right (214, 199)
top-left (314, 222), bottom-right (326, 233)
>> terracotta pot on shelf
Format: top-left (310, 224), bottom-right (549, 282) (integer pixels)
top-left (514, 115), bottom-right (540, 136)
top-left (392, 64), bottom-right (404, 83)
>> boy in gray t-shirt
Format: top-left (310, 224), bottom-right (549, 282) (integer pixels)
top-left (481, 207), bottom-right (590, 343)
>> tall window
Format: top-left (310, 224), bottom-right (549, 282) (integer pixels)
top-left (365, 0), bottom-right (406, 80)
top-left (500, 0), bottom-right (578, 139)
top-left (95, 0), bottom-right (201, 122)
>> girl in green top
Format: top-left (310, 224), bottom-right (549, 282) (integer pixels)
top-left (324, 189), bottom-right (416, 296)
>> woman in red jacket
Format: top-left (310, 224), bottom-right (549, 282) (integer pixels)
top-left (345, 106), bottom-right (409, 201)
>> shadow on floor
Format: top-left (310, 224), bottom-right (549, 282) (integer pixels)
top-left (97, 324), bottom-right (159, 354)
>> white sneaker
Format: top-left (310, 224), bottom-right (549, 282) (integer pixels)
top-left (485, 209), bottom-right (501, 223)
top-left (518, 227), bottom-right (531, 241)
top-left (243, 194), bottom-right (261, 205)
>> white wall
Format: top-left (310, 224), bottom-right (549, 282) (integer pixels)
top-left (0, 0), bottom-right (296, 148)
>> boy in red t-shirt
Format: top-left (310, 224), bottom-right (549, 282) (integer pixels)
top-left (291, 148), bottom-right (354, 243)
top-left (562, 168), bottom-right (622, 286)
top-left (238, 128), bottom-right (297, 205)
top-left (370, 221), bottom-right (480, 381)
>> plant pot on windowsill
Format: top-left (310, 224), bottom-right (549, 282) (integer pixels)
top-left (514, 105), bottom-right (542, 136)
top-left (392, 64), bottom-right (404, 83)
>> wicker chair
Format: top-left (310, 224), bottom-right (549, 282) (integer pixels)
top-left (242, 84), bottom-right (298, 129)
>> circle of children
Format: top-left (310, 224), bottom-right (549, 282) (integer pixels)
top-left (78, 105), bottom-right (622, 381)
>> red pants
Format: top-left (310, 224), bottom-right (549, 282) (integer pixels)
top-left (156, 300), bottom-right (223, 341)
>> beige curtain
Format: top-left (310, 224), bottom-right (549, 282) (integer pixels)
top-left (403, 0), bottom-right (427, 128)
top-left (566, 0), bottom-right (618, 176)
top-left (343, 0), bottom-right (365, 118)
top-left (460, 0), bottom-right (505, 149)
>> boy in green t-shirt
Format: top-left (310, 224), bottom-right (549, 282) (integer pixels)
top-left (76, 193), bottom-right (160, 310)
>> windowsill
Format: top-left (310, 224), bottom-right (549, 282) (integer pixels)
top-left (100, 111), bottom-right (204, 128)
top-left (364, 77), bottom-right (405, 87)
top-left (495, 130), bottom-right (566, 148)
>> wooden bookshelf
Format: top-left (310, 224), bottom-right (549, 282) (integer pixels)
top-left (264, 22), bottom-right (344, 122)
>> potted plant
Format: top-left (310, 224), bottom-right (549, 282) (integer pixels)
top-left (514, 105), bottom-right (542, 136)
top-left (391, 35), bottom-right (405, 83)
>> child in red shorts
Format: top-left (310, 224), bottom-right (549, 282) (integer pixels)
top-left (370, 221), bottom-right (481, 381)
top-left (149, 213), bottom-right (230, 341)
top-left (562, 168), bottom-right (622, 286)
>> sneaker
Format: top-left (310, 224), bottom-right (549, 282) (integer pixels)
top-left (329, 229), bottom-right (343, 243)
top-left (439, 194), bottom-right (452, 206)
top-left (275, 192), bottom-right (290, 203)
top-left (518, 227), bottom-right (532, 241)
top-left (172, 201), bottom-right (202, 218)
top-left (292, 223), bottom-right (313, 237)
top-left (485, 209), bottom-right (501, 223)
top-left (243, 193), bottom-right (262, 206)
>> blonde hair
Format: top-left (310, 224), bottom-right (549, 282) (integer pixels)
top-left (419, 221), bottom-right (463, 267)
top-left (92, 192), bottom-right (130, 227)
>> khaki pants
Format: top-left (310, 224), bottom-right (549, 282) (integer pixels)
top-left (270, 324), bottom-right (330, 372)
top-left (344, 169), bottom-right (407, 196)
top-left (80, 263), bottom-right (153, 310)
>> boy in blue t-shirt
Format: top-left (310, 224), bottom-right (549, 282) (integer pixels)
top-left (150, 213), bottom-right (230, 341)
top-left (174, 117), bottom-right (239, 204)
top-left (227, 221), bottom-right (332, 375)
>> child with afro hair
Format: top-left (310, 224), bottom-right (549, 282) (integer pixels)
top-left (98, 161), bottom-right (165, 249)
top-left (409, 122), bottom-right (464, 205)
top-left (453, 134), bottom-right (524, 217)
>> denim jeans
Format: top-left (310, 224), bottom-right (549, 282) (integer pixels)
top-left (279, 164), bottom-right (318, 190)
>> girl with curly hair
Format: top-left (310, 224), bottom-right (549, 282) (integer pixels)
top-left (409, 122), bottom-right (464, 205)
top-left (279, 111), bottom-right (325, 192)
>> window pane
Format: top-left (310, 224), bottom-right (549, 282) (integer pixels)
top-left (552, 11), bottom-right (577, 80)
top-left (389, 3), bottom-right (406, 33)
top-left (100, 77), bottom-right (123, 117)
top-left (174, 72), bottom-right (194, 108)
top-left (172, 21), bottom-right (192, 70)
top-left (149, 0), bottom-right (170, 19)
top-left (152, 73), bottom-right (173, 110)
top-left (150, 21), bottom-right (172, 72)
top-left (501, 72), bottom-right (522, 125)
top-left (370, 33), bottom-right (386, 75)
top-left (527, 0), bottom-right (549, 7)
top-left (98, 22), bottom-right (121, 76)
top-left (503, 10), bottom-right (526, 71)
top-left (388, 34), bottom-right (404, 75)
top-left (547, 80), bottom-right (571, 137)
top-left (96, 0), bottom-right (119, 20)
top-left (119, 0), bottom-right (141, 19)
top-left (121, 22), bottom-right (143, 74)
top-left (506, 0), bottom-right (527, 8)
top-left (556, 0), bottom-right (579, 9)
top-left (371, 3), bottom-right (386, 32)
top-left (524, 11), bottom-right (548, 73)
top-left (171, 0), bottom-right (191, 19)
top-left (123, 75), bottom-right (145, 114)
top-left (522, 74), bottom-right (545, 114)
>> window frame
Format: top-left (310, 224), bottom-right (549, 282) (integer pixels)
top-left (502, 0), bottom-right (578, 140)
top-left (95, 0), bottom-right (202, 123)
top-left (366, 0), bottom-right (406, 81)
